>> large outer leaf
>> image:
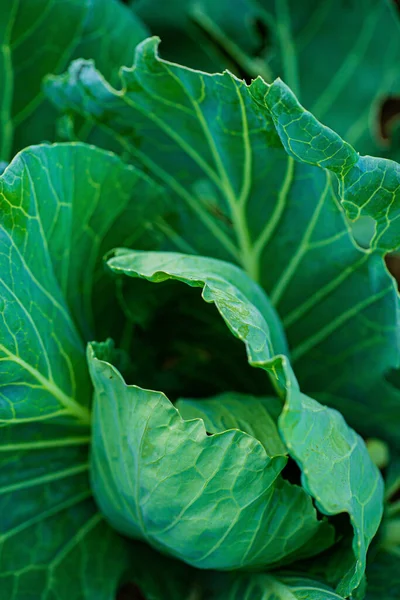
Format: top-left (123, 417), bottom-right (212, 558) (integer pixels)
top-left (0, 0), bottom-right (147, 160)
top-left (0, 148), bottom-right (88, 424)
top-left (0, 422), bottom-right (194, 599)
top-left (90, 249), bottom-right (383, 596)
top-left (132, 0), bottom-right (400, 157)
top-left (70, 0), bottom-right (147, 87)
top-left (45, 38), bottom-right (400, 447)
top-left (0, 423), bottom-right (116, 598)
top-left (89, 348), bottom-right (334, 573)
top-left (0, 143), bottom-right (161, 423)
top-left (0, 144), bottom-right (172, 598)
top-left (253, 77), bottom-right (400, 252)
top-left (1, 0), bottom-right (87, 160)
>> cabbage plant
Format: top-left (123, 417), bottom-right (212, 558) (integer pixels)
top-left (1, 2), bottom-right (400, 599)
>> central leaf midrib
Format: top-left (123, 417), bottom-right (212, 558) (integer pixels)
top-left (112, 130), bottom-right (239, 261)
top-left (121, 62), bottom-right (258, 279)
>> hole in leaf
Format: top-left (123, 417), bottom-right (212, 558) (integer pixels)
top-left (378, 96), bottom-right (400, 144)
top-left (116, 582), bottom-right (146, 600)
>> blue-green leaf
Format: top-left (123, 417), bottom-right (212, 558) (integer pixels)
top-left (0, 421), bottom-right (194, 599)
top-left (45, 38), bottom-right (400, 448)
top-left (0, 143), bottom-right (172, 599)
top-left (0, 143), bottom-right (162, 423)
top-left (90, 250), bottom-right (383, 596)
top-left (253, 77), bottom-right (400, 252)
top-left (89, 340), bottom-right (334, 572)
top-left (133, 0), bottom-right (400, 159)
top-left (0, 0), bottom-right (147, 160)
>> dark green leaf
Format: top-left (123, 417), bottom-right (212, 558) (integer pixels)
top-left (0, 143), bottom-right (162, 422)
top-left (90, 249), bottom-right (383, 596)
top-left (133, 0), bottom-right (400, 158)
top-left (366, 549), bottom-right (400, 600)
top-left (45, 38), bottom-right (400, 447)
top-left (0, 0), bottom-right (147, 160)
top-left (0, 421), bottom-right (194, 599)
top-left (254, 77), bottom-right (400, 252)
top-left (89, 340), bottom-right (334, 573)
top-left (0, 423), bottom-right (118, 599)
top-left (0, 143), bottom-right (172, 598)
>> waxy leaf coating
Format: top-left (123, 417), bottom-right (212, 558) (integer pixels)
top-left (252, 77), bottom-right (400, 252)
top-left (0, 0), bottom-right (148, 161)
top-left (89, 250), bottom-right (383, 596)
top-left (0, 144), bottom-right (172, 598)
top-left (46, 38), bottom-right (400, 449)
top-left (1, 5), bottom-right (400, 595)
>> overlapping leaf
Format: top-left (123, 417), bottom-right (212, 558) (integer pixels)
top-left (0, 144), bottom-right (172, 598)
top-left (132, 0), bottom-right (400, 157)
top-left (90, 345), bottom-right (336, 573)
top-left (0, 420), bottom-right (193, 599)
top-left (0, 3), bottom-right (398, 598)
top-left (89, 249), bottom-right (383, 596)
top-left (45, 38), bottom-right (400, 447)
top-left (0, 422), bottom-right (122, 599)
top-left (176, 392), bottom-right (287, 456)
top-left (0, 0), bottom-right (147, 161)
top-left (0, 143), bottom-right (163, 422)
top-left (254, 77), bottom-right (400, 252)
